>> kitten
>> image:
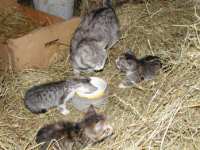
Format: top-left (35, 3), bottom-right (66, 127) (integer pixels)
top-left (116, 50), bottom-right (162, 88)
top-left (70, 0), bottom-right (120, 75)
top-left (36, 105), bottom-right (113, 150)
top-left (24, 78), bottom-right (97, 115)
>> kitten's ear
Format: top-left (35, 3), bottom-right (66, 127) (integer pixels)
top-left (124, 48), bottom-right (137, 60)
top-left (85, 105), bottom-right (96, 117)
top-left (125, 49), bottom-right (137, 57)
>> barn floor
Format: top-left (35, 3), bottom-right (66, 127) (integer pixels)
top-left (1, 0), bottom-right (200, 149)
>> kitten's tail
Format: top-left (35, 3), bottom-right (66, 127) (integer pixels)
top-left (103, 0), bottom-right (112, 7)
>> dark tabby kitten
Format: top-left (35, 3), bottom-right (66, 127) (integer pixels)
top-left (36, 105), bottom-right (113, 150)
top-left (24, 77), bottom-right (97, 115)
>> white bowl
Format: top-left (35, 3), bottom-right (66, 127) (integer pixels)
top-left (71, 77), bottom-right (108, 112)
top-left (76, 77), bottom-right (107, 99)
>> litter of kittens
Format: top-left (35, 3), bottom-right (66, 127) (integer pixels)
top-left (1, 0), bottom-right (200, 150)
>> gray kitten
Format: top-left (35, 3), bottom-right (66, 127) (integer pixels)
top-left (36, 105), bottom-right (113, 150)
top-left (116, 50), bottom-right (162, 88)
top-left (70, 0), bottom-right (120, 75)
top-left (24, 78), bottom-right (97, 115)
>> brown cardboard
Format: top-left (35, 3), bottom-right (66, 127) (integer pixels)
top-left (0, 44), bottom-right (13, 72)
top-left (7, 17), bottom-right (81, 71)
top-left (17, 5), bottom-right (64, 26)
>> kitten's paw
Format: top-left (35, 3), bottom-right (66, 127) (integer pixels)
top-left (118, 83), bottom-right (127, 88)
top-left (95, 64), bottom-right (104, 71)
top-left (103, 125), bottom-right (113, 137)
top-left (119, 79), bottom-right (135, 88)
top-left (58, 106), bottom-right (70, 115)
top-left (61, 109), bottom-right (70, 115)
top-left (118, 82), bottom-right (134, 88)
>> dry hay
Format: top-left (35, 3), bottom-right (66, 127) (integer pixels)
top-left (0, 8), bottom-right (38, 43)
top-left (1, 0), bottom-right (200, 149)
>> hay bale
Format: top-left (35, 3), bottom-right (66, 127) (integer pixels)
top-left (1, 0), bottom-right (200, 149)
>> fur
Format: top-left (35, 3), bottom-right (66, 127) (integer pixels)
top-left (24, 78), bottom-right (97, 115)
top-left (70, 0), bottom-right (120, 75)
top-left (36, 106), bottom-right (113, 150)
top-left (116, 50), bottom-right (162, 88)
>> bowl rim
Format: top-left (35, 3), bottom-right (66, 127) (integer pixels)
top-left (75, 77), bottom-right (107, 99)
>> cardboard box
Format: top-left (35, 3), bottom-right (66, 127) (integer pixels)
top-left (0, 44), bottom-right (13, 72)
top-left (7, 17), bottom-right (80, 71)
